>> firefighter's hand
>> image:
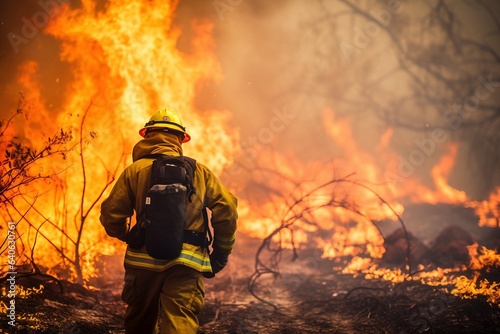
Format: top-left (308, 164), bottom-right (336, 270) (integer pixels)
top-left (210, 249), bottom-right (229, 274)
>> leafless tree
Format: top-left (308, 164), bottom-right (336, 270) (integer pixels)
top-left (254, 0), bottom-right (499, 197)
top-left (242, 155), bottom-right (409, 308)
top-left (1, 100), bottom-right (125, 284)
top-left (0, 94), bottom-right (72, 207)
top-left (0, 95), bottom-right (72, 282)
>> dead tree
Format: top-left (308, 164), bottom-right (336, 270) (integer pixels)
top-left (256, 0), bottom-right (500, 197)
top-left (0, 96), bottom-right (72, 279)
top-left (243, 157), bottom-right (409, 308)
top-left (1, 101), bottom-right (125, 284)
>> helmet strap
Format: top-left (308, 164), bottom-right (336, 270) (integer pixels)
top-left (146, 128), bottom-right (185, 140)
top-left (144, 120), bottom-right (186, 132)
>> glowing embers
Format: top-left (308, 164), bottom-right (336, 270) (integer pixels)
top-left (451, 243), bottom-right (500, 306)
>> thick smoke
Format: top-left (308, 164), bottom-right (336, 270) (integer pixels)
top-left (1, 0), bottom-right (499, 201)
top-left (175, 0), bottom-right (500, 200)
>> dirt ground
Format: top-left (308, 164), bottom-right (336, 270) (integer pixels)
top-left (198, 256), bottom-right (500, 334)
top-left (1, 228), bottom-right (499, 334)
top-left (2, 251), bottom-right (499, 334)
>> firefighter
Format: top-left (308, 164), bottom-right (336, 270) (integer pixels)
top-left (100, 109), bottom-right (238, 334)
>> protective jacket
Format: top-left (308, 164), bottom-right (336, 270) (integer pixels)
top-left (100, 133), bottom-right (238, 273)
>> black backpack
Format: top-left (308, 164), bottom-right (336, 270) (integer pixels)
top-left (127, 154), bottom-right (198, 260)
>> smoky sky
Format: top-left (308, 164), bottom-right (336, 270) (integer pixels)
top-left (1, 0), bottom-right (499, 200)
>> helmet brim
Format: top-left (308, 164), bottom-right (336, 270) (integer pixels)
top-left (139, 125), bottom-right (191, 143)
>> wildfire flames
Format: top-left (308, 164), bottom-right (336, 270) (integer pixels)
top-left (3, 0), bottom-right (239, 283)
top-left (1, 0), bottom-right (499, 310)
top-left (451, 243), bottom-right (500, 306)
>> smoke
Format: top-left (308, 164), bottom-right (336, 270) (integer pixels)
top-left (183, 0), bottom-right (500, 199)
top-left (1, 0), bottom-right (499, 200)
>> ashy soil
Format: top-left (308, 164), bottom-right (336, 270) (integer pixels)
top-left (1, 231), bottom-right (499, 334)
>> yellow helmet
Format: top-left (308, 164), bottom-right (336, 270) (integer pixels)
top-left (139, 109), bottom-right (191, 143)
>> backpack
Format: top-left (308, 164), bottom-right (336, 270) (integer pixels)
top-left (128, 154), bottom-right (197, 260)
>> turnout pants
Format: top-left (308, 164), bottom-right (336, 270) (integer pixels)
top-left (121, 264), bottom-right (205, 334)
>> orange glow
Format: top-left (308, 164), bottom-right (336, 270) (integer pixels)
top-left (449, 245), bottom-right (499, 305)
top-left (466, 243), bottom-right (500, 271)
top-left (399, 143), bottom-right (468, 205)
top-left (1, 1), bottom-right (499, 301)
top-left (429, 143), bottom-right (467, 204)
top-left (452, 276), bottom-right (500, 306)
top-left (466, 187), bottom-right (500, 228)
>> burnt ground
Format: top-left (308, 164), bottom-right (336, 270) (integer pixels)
top-left (1, 211), bottom-right (500, 334)
top-left (1, 250), bottom-right (499, 334)
top-left (197, 249), bottom-right (500, 334)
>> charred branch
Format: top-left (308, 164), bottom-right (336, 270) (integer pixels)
top-left (248, 173), bottom-right (412, 308)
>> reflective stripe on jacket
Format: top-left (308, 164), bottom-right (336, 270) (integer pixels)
top-left (99, 132), bottom-right (238, 272)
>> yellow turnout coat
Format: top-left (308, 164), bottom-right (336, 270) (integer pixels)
top-left (100, 133), bottom-right (238, 273)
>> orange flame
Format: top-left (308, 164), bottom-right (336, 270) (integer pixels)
top-left (429, 143), bottom-right (467, 204)
top-left (452, 243), bottom-right (500, 306)
top-left (1, 0), bottom-right (498, 296)
top-left (466, 187), bottom-right (500, 228)
top-left (5, 0), bottom-right (239, 283)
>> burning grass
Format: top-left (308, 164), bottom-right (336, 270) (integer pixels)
top-left (199, 235), bottom-right (500, 334)
top-left (1, 231), bottom-right (499, 333)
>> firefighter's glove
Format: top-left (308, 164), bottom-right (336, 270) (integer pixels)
top-left (210, 249), bottom-right (229, 275)
top-left (126, 223), bottom-right (146, 249)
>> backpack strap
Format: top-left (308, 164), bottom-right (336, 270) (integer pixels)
top-left (202, 200), bottom-right (213, 249)
top-left (134, 153), bottom-right (164, 229)
top-left (182, 156), bottom-right (197, 202)
top-left (183, 157), bottom-right (211, 250)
